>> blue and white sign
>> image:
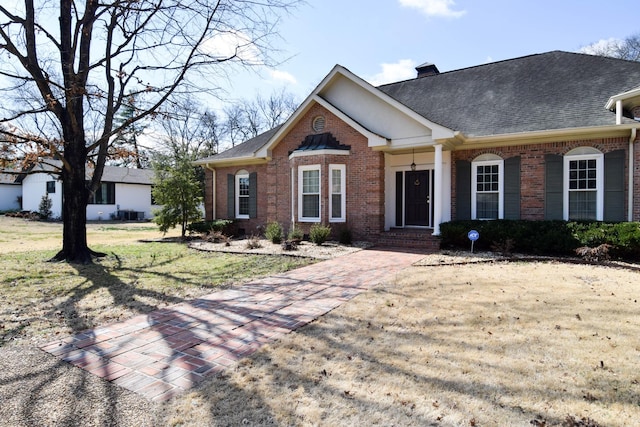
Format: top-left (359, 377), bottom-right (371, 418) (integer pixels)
top-left (468, 230), bottom-right (480, 241)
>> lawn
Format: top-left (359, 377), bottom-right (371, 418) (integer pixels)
top-left (155, 261), bottom-right (640, 427)
top-left (0, 216), bottom-right (312, 344)
top-left (1, 216), bottom-right (639, 426)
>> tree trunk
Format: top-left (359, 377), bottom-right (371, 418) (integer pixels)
top-left (50, 139), bottom-right (103, 263)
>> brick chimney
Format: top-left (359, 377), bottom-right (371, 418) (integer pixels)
top-left (415, 62), bottom-right (440, 78)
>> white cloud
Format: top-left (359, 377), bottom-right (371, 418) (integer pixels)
top-left (269, 69), bottom-right (298, 85)
top-left (200, 31), bottom-right (262, 65)
top-left (367, 59), bottom-right (418, 86)
top-left (398, 0), bottom-right (466, 18)
top-left (579, 37), bottom-right (622, 56)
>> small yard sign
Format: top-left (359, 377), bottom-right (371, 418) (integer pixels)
top-left (468, 229), bottom-right (479, 253)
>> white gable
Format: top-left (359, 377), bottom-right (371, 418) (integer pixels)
top-left (318, 67), bottom-right (455, 148)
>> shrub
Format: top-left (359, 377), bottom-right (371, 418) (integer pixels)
top-left (338, 227), bottom-right (352, 245)
top-left (187, 219), bottom-right (234, 235)
top-left (38, 195), bottom-right (53, 220)
top-left (288, 226), bottom-right (304, 241)
top-left (245, 234), bottom-right (262, 249)
top-left (205, 230), bottom-right (230, 245)
top-left (440, 220), bottom-right (640, 261)
top-left (264, 221), bottom-right (283, 244)
top-left (309, 224), bottom-right (331, 245)
top-left (576, 244), bottom-right (612, 263)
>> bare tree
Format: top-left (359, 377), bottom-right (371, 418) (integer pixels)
top-left (583, 33), bottom-right (640, 61)
top-left (0, 0), bottom-right (297, 263)
top-left (156, 97), bottom-right (221, 161)
top-left (220, 89), bottom-right (298, 149)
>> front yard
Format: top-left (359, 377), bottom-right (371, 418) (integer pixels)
top-left (0, 216), bottom-right (639, 426)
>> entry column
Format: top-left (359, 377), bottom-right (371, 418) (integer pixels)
top-left (433, 144), bottom-right (443, 235)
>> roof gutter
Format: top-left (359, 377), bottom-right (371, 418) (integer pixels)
top-left (629, 128), bottom-right (637, 221)
top-left (449, 124), bottom-right (639, 149)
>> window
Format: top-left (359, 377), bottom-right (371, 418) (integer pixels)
top-left (299, 165), bottom-right (320, 221)
top-left (89, 182), bottom-right (115, 205)
top-left (235, 172), bottom-right (250, 219)
top-left (329, 164), bottom-right (346, 222)
top-left (46, 181), bottom-right (56, 194)
top-left (471, 155), bottom-right (503, 220)
top-left (564, 148), bottom-right (603, 221)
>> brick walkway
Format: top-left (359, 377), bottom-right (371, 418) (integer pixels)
top-left (40, 248), bottom-right (426, 402)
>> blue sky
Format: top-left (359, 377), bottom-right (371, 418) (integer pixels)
top-left (222, 0), bottom-right (639, 103)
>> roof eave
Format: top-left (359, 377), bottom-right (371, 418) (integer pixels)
top-left (449, 124), bottom-right (640, 150)
top-left (194, 155), bottom-right (269, 168)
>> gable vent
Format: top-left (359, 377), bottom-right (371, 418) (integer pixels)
top-left (312, 116), bottom-right (325, 132)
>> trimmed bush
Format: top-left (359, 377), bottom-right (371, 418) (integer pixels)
top-left (309, 224), bottom-right (331, 245)
top-left (287, 226), bottom-right (303, 242)
top-left (440, 220), bottom-right (640, 261)
top-left (265, 221), bottom-right (283, 244)
top-left (187, 219), bottom-right (234, 235)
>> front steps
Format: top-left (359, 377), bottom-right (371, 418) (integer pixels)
top-left (376, 228), bottom-right (441, 252)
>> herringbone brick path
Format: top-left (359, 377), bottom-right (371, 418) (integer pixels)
top-left (40, 248), bottom-right (425, 401)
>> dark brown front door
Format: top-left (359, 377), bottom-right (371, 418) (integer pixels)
top-left (405, 170), bottom-right (430, 226)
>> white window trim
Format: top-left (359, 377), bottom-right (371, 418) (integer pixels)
top-left (471, 158), bottom-right (504, 220)
top-left (563, 152), bottom-right (604, 221)
top-left (298, 164), bottom-right (321, 222)
top-left (235, 172), bottom-right (249, 219)
top-left (329, 164), bottom-right (346, 223)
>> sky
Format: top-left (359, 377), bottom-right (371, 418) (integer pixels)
top-left (221, 0), bottom-right (639, 104)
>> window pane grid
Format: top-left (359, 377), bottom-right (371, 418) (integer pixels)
top-left (569, 159), bottom-right (597, 191)
top-left (236, 175), bottom-right (250, 217)
top-left (303, 170), bottom-right (319, 194)
top-left (476, 164), bottom-right (499, 193)
top-left (474, 162), bottom-right (500, 220)
top-left (300, 168), bottom-right (320, 219)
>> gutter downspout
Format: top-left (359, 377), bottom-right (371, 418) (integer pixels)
top-left (629, 128), bottom-right (637, 222)
top-left (206, 165), bottom-right (216, 220)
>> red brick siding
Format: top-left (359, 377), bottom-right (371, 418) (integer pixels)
top-left (451, 137), bottom-right (631, 220)
top-left (203, 103), bottom-right (386, 240)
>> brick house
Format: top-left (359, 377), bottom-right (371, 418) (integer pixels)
top-left (195, 51), bottom-right (640, 249)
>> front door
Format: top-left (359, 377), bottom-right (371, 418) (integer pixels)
top-left (405, 170), bottom-right (431, 226)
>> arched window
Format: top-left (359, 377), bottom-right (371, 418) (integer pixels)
top-left (471, 154), bottom-right (504, 220)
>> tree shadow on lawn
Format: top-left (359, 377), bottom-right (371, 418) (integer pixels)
top-left (155, 281), bottom-right (638, 426)
top-left (1, 252), bottom-right (281, 426)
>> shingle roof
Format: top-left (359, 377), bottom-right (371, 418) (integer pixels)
top-left (20, 160), bottom-right (154, 184)
top-left (196, 125), bottom-right (283, 163)
top-left (379, 51), bottom-right (640, 137)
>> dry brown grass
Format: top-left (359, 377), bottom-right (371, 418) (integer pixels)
top-left (0, 216), bottom-right (181, 253)
top-left (157, 261), bottom-right (640, 426)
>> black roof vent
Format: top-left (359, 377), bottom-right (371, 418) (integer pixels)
top-left (415, 62), bottom-right (440, 78)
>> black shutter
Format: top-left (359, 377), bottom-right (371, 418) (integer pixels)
top-left (227, 174), bottom-right (235, 218)
top-left (504, 156), bottom-right (521, 219)
top-left (604, 149), bottom-right (625, 222)
top-left (456, 160), bottom-right (471, 220)
top-left (544, 154), bottom-right (563, 220)
top-left (248, 172), bottom-right (258, 219)
top-left (395, 171), bottom-right (403, 227)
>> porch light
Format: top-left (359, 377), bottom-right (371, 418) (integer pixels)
top-left (411, 149), bottom-right (416, 171)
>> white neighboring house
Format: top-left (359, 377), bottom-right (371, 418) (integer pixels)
top-left (20, 161), bottom-right (159, 220)
top-left (0, 171), bottom-right (22, 211)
